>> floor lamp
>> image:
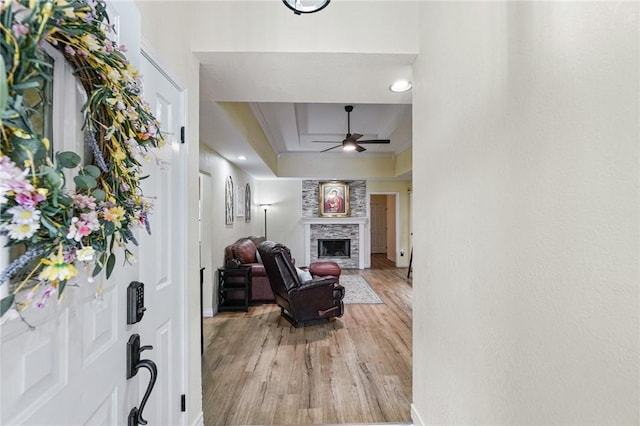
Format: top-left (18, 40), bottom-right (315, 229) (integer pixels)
top-left (259, 204), bottom-right (271, 239)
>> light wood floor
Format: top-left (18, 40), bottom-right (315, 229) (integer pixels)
top-left (202, 254), bottom-right (413, 425)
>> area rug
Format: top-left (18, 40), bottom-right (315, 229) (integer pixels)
top-left (340, 275), bottom-right (384, 304)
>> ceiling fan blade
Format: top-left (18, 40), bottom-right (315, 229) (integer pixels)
top-left (313, 140), bottom-right (342, 143)
top-left (355, 144), bottom-right (366, 152)
top-left (347, 133), bottom-right (363, 141)
top-left (320, 145), bottom-right (342, 153)
top-left (357, 139), bottom-right (391, 144)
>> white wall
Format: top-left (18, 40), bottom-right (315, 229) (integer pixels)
top-left (199, 145), bottom-right (262, 313)
top-left (188, 1), bottom-right (418, 55)
top-left (412, 2), bottom-right (638, 425)
top-left (255, 179), bottom-right (305, 260)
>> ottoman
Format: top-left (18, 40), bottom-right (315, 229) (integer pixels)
top-left (308, 261), bottom-right (341, 278)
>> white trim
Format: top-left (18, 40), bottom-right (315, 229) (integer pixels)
top-left (367, 191), bottom-right (402, 267)
top-left (191, 411), bottom-right (204, 426)
top-left (140, 47), bottom-right (185, 91)
top-left (411, 403), bottom-right (424, 426)
top-left (202, 308), bottom-right (214, 318)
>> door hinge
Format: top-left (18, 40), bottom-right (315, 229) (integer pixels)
top-left (181, 394), bottom-right (186, 412)
top-left (180, 126), bottom-right (185, 144)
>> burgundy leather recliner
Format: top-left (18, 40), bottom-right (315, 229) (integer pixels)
top-left (257, 241), bottom-right (345, 327)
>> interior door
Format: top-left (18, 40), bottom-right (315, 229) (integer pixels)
top-left (371, 202), bottom-right (387, 253)
top-left (136, 51), bottom-right (187, 426)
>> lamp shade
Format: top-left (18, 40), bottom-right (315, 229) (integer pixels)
top-left (282, 0), bottom-right (330, 15)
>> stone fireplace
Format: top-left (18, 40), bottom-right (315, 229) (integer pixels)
top-left (302, 217), bottom-right (366, 269)
top-left (301, 180), bottom-right (367, 269)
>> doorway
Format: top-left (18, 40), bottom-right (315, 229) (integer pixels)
top-left (369, 193), bottom-right (399, 265)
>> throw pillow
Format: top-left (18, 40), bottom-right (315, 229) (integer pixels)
top-left (256, 250), bottom-right (262, 264)
top-left (295, 267), bottom-right (312, 283)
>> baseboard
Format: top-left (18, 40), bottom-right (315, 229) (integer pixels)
top-left (411, 403), bottom-right (424, 426)
top-left (191, 411), bottom-right (204, 426)
top-left (202, 308), bottom-right (213, 318)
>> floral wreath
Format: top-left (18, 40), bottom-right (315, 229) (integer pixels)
top-left (0, 0), bottom-right (165, 319)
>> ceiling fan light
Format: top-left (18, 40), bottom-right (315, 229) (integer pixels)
top-left (282, 0), bottom-right (331, 15)
top-left (390, 80), bottom-right (412, 93)
top-left (343, 140), bottom-right (357, 151)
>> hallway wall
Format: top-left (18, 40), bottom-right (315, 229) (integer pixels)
top-left (199, 145), bottom-right (261, 315)
top-left (412, 2), bottom-right (639, 424)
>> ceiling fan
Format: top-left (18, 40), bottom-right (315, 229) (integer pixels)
top-left (312, 105), bottom-right (391, 153)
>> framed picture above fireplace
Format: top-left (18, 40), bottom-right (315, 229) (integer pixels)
top-left (319, 181), bottom-right (350, 217)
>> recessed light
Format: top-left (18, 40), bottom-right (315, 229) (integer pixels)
top-left (238, 155), bottom-right (247, 160)
top-left (390, 80), bottom-right (412, 93)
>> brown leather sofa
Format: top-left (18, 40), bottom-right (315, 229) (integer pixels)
top-left (224, 236), bottom-right (343, 305)
top-left (224, 236), bottom-right (274, 302)
top-left (257, 240), bottom-right (345, 327)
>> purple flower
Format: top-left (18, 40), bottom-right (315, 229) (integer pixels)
top-left (12, 23), bottom-right (29, 37)
top-left (64, 45), bottom-right (75, 56)
top-left (15, 191), bottom-right (46, 208)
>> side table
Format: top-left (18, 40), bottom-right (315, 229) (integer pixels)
top-left (217, 266), bottom-right (252, 312)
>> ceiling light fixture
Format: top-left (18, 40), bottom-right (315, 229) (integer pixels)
top-left (282, 0), bottom-right (330, 15)
top-left (342, 140), bottom-right (358, 151)
top-left (237, 155), bottom-right (247, 160)
top-left (390, 80), bottom-right (412, 93)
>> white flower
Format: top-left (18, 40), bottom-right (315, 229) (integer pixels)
top-left (8, 205), bottom-right (40, 224)
top-left (76, 246), bottom-right (95, 262)
top-left (81, 34), bottom-right (101, 51)
top-left (107, 69), bottom-right (120, 82)
top-left (6, 222), bottom-right (40, 240)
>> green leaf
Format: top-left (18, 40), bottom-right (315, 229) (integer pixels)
top-left (57, 151), bottom-right (81, 169)
top-left (103, 221), bottom-right (115, 236)
top-left (42, 166), bottom-right (62, 188)
top-left (0, 294), bottom-right (15, 317)
top-left (105, 253), bottom-right (116, 279)
top-left (74, 175), bottom-right (97, 190)
top-left (41, 215), bottom-right (60, 238)
top-left (92, 262), bottom-right (103, 277)
top-left (12, 80), bottom-right (41, 90)
top-left (82, 165), bottom-right (101, 179)
top-left (57, 280), bottom-right (66, 300)
top-left (0, 56), bottom-right (7, 119)
top-left (8, 134), bottom-right (48, 166)
top-left (92, 189), bottom-right (106, 201)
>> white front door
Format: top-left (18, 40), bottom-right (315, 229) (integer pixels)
top-left (0, 3), bottom-right (187, 424)
top-left (136, 51), bottom-right (187, 426)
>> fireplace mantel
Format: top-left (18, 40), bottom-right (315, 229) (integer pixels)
top-left (301, 217), bottom-right (367, 225)
top-left (301, 217), bottom-right (368, 269)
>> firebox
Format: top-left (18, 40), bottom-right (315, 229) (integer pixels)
top-left (318, 239), bottom-right (351, 258)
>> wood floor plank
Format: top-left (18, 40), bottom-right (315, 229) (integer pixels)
top-left (202, 255), bottom-right (412, 425)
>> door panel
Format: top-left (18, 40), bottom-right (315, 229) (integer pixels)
top-left (137, 51), bottom-right (186, 426)
top-left (0, 4), bottom-right (187, 425)
top-left (0, 3), bottom-right (138, 420)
